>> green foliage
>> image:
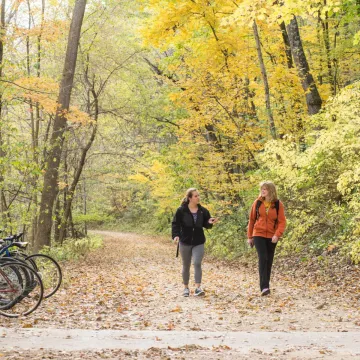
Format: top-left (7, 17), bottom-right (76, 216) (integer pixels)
top-left (117, 82), bottom-right (360, 264)
top-left (350, 240), bottom-right (360, 264)
top-left (259, 82), bottom-right (360, 261)
top-left (40, 235), bottom-right (103, 262)
top-left (1, 0), bottom-right (359, 267)
top-left (73, 212), bottom-right (115, 226)
top-left (206, 209), bottom-right (251, 259)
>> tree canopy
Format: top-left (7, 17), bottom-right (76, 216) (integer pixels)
top-left (0, 0), bottom-right (359, 263)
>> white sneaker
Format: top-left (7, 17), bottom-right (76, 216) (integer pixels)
top-left (261, 288), bottom-right (270, 296)
top-left (194, 287), bottom-right (205, 296)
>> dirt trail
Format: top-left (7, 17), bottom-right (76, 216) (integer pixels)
top-left (0, 231), bottom-right (359, 359)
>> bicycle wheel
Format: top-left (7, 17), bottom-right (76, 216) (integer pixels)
top-left (25, 254), bottom-right (62, 298)
top-left (0, 257), bottom-right (36, 298)
top-left (0, 263), bottom-right (23, 309)
top-left (0, 261), bottom-right (44, 318)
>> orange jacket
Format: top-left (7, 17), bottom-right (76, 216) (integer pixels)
top-left (247, 197), bottom-right (286, 239)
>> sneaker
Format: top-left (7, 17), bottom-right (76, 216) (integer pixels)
top-left (183, 288), bottom-right (190, 297)
top-left (194, 287), bottom-right (205, 296)
top-left (261, 288), bottom-right (270, 296)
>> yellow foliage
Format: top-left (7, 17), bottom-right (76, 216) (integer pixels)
top-left (128, 173), bottom-right (150, 184)
top-left (14, 20), bottom-right (68, 42)
top-left (58, 181), bottom-right (68, 190)
top-left (65, 106), bottom-right (92, 125)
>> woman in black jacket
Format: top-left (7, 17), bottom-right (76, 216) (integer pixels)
top-left (172, 188), bottom-right (218, 297)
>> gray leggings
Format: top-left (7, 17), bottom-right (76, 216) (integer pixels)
top-left (179, 243), bottom-right (205, 285)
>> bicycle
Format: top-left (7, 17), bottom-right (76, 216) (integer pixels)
top-left (0, 233), bottom-right (62, 299)
top-left (0, 259), bottom-right (44, 317)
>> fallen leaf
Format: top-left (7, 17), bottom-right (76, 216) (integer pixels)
top-left (22, 324), bottom-right (33, 328)
top-left (170, 305), bottom-right (182, 313)
top-left (316, 302), bottom-right (327, 310)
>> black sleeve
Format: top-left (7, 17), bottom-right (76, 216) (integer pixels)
top-left (203, 208), bottom-right (213, 229)
top-left (171, 207), bottom-right (182, 239)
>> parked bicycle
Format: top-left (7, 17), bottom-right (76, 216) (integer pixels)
top-left (0, 258), bottom-right (44, 317)
top-left (0, 232), bottom-right (62, 317)
top-left (0, 233), bottom-right (62, 298)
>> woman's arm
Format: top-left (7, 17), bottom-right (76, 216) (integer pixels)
top-left (203, 209), bottom-right (214, 229)
top-left (171, 208), bottom-right (182, 239)
top-left (247, 201), bottom-right (257, 239)
top-left (274, 201), bottom-right (286, 238)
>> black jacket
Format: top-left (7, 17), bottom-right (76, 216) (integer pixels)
top-left (171, 204), bottom-right (213, 246)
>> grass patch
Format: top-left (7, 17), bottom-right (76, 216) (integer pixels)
top-left (40, 234), bottom-right (103, 262)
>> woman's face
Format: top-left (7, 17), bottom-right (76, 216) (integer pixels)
top-left (189, 191), bottom-right (200, 205)
top-left (261, 186), bottom-right (269, 199)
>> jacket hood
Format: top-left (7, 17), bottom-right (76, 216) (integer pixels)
top-left (180, 203), bottom-right (204, 211)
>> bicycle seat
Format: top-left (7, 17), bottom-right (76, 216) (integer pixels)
top-left (11, 242), bottom-right (28, 249)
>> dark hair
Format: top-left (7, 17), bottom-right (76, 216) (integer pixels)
top-left (181, 188), bottom-right (198, 206)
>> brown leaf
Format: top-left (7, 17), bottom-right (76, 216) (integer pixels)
top-left (316, 302), bottom-right (327, 310)
top-left (170, 305), bottom-right (182, 313)
top-left (22, 323), bottom-right (33, 328)
top-left (167, 322), bottom-right (175, 330)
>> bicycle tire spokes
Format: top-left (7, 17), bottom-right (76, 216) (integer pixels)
top-left (25, 254), bottom-right (62, 298)
top-left (0, 262), bottom-right (44, 318)
top-left (0, 232), bottom-right (62, 317)
top-left (0, 265), bottom-right (23, 308)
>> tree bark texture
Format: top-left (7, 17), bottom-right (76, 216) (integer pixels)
top-left (286, 16), bottom-right (322, 115)
top-left (0, 0), bottom-right (8, 226)
top-left (279, 21), bottom-right (293, 69)
top-left (253, 20), bottom-right (277, 139)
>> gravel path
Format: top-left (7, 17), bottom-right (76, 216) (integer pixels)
top-left (0, 231), bottom-right (358, 359)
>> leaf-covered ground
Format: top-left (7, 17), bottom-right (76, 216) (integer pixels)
top-left (0, 231), bottom-right (359, 359)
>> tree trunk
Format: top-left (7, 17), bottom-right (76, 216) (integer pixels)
top-left (279, 21), bottom-right (293, 69)
top-left (0, 0), bottom-right (8, 226)
top-left (26, 0), bottom-right (44, 244)
top-left (33, 1), bottom-right (45, 241)
top-left (83, 178), bottom-right (87, 236)
top-left (320, 5), bottom-right (335, 95)
top-left (58, 90), bottom-right (98, 244)
top-left (286, 16), bottom-right (322, 115)
top-left (53, 195), bottom-right (61, 243)
top-left (35, 0), bottom-right (87, 250)
top-left (253, 20), bottom-right (277, 139)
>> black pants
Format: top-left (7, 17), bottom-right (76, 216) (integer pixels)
top-left (254, 236), bottom-right (277, 291)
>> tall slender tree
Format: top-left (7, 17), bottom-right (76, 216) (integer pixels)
top-left (286, 16), bottom-right (322, 115)
top-left (253, 20), bottom-right (277, 139)
top-left (0, 0), bottom-right (8, 226)
top-left (36, 0), bottom-right (87, 250)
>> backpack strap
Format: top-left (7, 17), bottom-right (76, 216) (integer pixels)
top-left (256, 199), bottom-right (280, 229)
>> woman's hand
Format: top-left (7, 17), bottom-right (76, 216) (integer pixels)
top-left (173, 236), bottom-right (179, 244)
top-left (208, 217), bottom-right (219, 224)
top-left (271, 235), bottom-right (279, 243)
top-left (247, 238), bottom-right (254, 248)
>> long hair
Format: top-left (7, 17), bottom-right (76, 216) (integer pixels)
top-left (181, 188), bottom-right (198, 206)
top-left (259, 181), bottom-right (278, 202)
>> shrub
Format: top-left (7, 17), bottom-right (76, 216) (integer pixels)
top-left (41, 234), bottom-right (103, 262)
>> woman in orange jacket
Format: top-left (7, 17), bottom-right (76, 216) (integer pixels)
top-left (247, 181), bottom-right (286, 296)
